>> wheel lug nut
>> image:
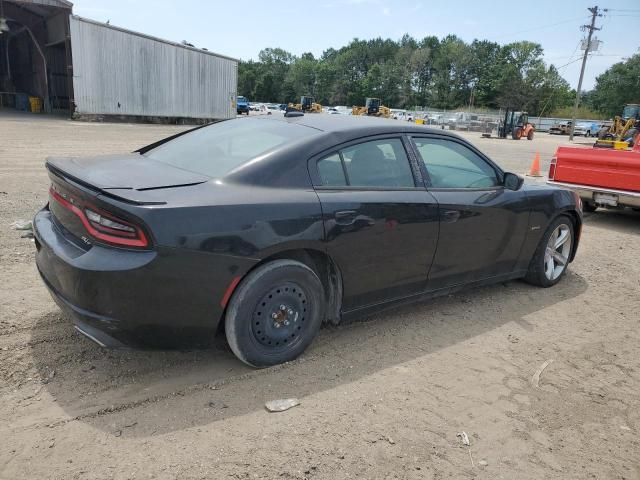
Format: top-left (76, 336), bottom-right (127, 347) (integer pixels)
top-left (271, 313), bottom-right (278, 319)
top-left (280, 305), bottom-right (286, 311)
top-left (287, 309), bottom-right (294, 315)
top-left (274, 322), bottom-right (281, 328)
top-left (284, 320), bottom-right (290, 326)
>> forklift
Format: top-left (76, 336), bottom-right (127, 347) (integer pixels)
top-left (498, 109), bottom-right (535, 140)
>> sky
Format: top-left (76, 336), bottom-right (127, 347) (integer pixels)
top-left (71, 0), bottom-right (640, 91)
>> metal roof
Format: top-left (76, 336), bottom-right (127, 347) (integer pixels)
top-left (12, 0), bottom-right (73, 7)
top-left (71, 15), bottom-right (240, 63)
top-left (8, 0), bottom-right (72, 18)
top-left (4, 0), bottom-right (73, 18)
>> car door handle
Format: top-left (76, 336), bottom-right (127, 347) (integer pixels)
top-left (442, 210), bottom-right (460, 223)
top-left (335, 210), bottom-right (357, 223)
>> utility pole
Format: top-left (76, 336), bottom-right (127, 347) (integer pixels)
top-left (569, 6), bottom-right (601, 141)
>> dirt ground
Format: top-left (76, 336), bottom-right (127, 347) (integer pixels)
top-left (1, 111), bottom-right (639, 480)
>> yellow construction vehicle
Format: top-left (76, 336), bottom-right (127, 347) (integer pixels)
top-left (351, 98), bottom-right (391, 118)
top-left (595, 104), bottom-right (640, 149)
top-left (287, 96), bottom-right (322, 113)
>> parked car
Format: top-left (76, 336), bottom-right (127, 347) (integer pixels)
top-left (392, 111), bottom-right (414, 122)
top-left (236, 96), bottom-right (249, 115)
top-left (254, 104), bottom-right (270, 114)
top-left (34, 115), bottom-right (582, 367)
top-left (266, 104), bottom-right (282, 115)
top-left (549, 121), bottom-right (572, 135)
top-left (573, 122), bottom-right (601, 137)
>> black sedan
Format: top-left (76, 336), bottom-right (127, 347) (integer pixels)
top-left (34, 115), bottom-right (582, 367)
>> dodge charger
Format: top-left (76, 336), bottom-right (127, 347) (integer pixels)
top-left (34, 115), bottom-right (582, 367)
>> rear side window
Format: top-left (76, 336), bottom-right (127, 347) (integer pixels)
top-left (143, 118), bottom-right (318, 178)
top-left (317, 153), bottom-right (347, 186)
top-left (316, 138), bottom-right (415, 188)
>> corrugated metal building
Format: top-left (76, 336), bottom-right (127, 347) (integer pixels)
top-left (0, 0), bottom-right (238, 120)
top-left (69, 16), bottom-right (237, 119)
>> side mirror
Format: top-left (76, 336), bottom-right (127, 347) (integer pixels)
top-left (504, 172), bottom-right (524, 191)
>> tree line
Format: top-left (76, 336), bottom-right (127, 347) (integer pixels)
top-left (238, 35), bottom-right (576, 116)
top-left (586, 53), bottom-right (640, 118)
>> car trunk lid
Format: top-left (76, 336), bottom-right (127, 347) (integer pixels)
top-left (45, 153), bottom-right (209, 248)
top-left (46, 153), bottom-right (210, 204)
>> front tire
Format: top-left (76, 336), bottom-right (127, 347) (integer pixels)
top-left (225, 260), bottom-right (325, 368)
top-left (524, 216), bottom-right (574, 287)
top-left (527, 130), bottom-right (534, 140)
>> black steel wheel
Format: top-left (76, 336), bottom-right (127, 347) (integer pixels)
top-left (251, 283), bottom-right (309, 350)
top-left (225, 260), bottom-right (325, 367)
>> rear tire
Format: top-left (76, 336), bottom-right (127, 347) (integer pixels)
top-left (527, 130), bottom-right (534, 140)
top-left (225, 260), bottom-right (325, 368)
top-left (524, 216), bottom-right (574, 288)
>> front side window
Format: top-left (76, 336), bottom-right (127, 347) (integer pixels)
top-left (413, 138), bottom-right (499, 189)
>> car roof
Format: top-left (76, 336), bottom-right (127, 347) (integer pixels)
top-left (255, 113), bottom-right (454, 137)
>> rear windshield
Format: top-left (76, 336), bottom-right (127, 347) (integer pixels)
top-left (143, 118), bottom-right (317, 178)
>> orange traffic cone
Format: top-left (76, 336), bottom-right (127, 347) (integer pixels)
top-left (527, 152), bottom-right (542, 177)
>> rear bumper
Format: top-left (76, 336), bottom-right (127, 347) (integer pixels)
top-left (39, 269), bottom-right (126, 348)
top-left (33, 207), bottom-right (256, 348)
top-left (547, 180), bottom-right (640, 208)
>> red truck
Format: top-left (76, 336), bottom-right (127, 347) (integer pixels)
top-left (548, 140), bottom-right (640, 212)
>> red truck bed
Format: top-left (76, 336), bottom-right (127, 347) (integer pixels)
top-left (551, 146), bottom-right (640, 193)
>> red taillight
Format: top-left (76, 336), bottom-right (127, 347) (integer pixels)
top-left (49, 187), bottom-right (149, 248)
top-left (548, 156), bottom-right (557, 180)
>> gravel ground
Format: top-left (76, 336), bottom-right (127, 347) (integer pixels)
top-left (1, 111), bottom-right (639, 480)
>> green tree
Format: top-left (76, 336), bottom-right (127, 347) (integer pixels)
top-left (589, 53), bottom-right (640, 117)
top-left (283, 53), bottom-right (317, 103)
top-left (235, 35), bottom-right (576, 114)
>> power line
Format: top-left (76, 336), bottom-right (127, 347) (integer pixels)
top-left (555, 56), bottom-right (586, 70)
top-left (488, 15), bottom-right (591, 41)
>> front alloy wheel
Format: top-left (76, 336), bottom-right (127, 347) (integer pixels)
top-left (525, 216), bottom-right (574, 287)
top-left (543, 224), bottom-right (572, 281)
